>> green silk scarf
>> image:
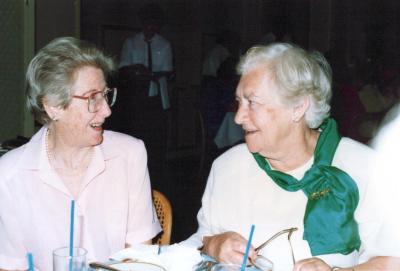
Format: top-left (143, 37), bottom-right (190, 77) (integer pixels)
top-left (253, 118), bottom-right (360, 255)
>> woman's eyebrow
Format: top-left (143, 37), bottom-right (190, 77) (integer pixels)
top-left (80, 88), bottom-right (103, 96)
top-left (247, 92), bottom-right (262, 99)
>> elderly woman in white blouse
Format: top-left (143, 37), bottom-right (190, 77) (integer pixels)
top-left (184, 43), bottom-right (400, 271)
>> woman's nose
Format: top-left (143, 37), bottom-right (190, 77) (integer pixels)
top-left (234, 104), bottom-right (246, 125)
top-left (99, 99), bottom-right (112, 118)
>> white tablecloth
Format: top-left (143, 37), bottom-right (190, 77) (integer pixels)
top-left (109, 243), bottom-right (202, 271)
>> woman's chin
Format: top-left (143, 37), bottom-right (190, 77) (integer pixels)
top-left (245, 141), bottom-right (261, 154)
top-left (90, 134), bottom-right (104, 146)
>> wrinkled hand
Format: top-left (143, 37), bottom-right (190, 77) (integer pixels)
top-left (293, 257), bottom-right (332, 271)
top-left (202, 231), bottom-right (256, 265)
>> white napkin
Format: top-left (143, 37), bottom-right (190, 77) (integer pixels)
top-left (109, 243), bottom-right (202, 271)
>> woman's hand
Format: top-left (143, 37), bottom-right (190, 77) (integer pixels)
top-left (293, 257), bottom-right (332, 271)
top-left (202, 231), bottom-right (256, 264)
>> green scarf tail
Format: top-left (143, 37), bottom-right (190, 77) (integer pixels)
top-left (253, 118), bottom-right (361, 255)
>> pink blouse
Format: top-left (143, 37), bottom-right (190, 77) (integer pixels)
top-left (0, 128), bottom-right (161, 271)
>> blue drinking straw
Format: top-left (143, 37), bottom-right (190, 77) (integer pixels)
top-left (69, 200), bottom-right (75, 271)
top-left (27, 252), bottom-right (34, 271)
top-left (241, 224), bottom-right (255, 271)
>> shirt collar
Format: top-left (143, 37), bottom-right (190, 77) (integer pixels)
top-left (18, 127), bottom-right (120, 196)
top-left (18, 126), bottom-right (47, 170)
top-left (19, 127), bottom-right (119, 171)
top-left (140, 32), bottom-right (160, 43)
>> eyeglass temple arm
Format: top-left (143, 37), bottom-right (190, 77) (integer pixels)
top-left (110, 88), bottom-right (117, 105)
top-left (255, 227), bottom-right (298, 253)
top-left (288, 230), bottom-right (296, 265)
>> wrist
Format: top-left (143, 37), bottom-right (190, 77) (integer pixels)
top-left (201, 236), bottom-right (211, 253)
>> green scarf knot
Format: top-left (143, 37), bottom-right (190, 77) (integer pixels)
top-left (253, 118), bottom-right (361, 255)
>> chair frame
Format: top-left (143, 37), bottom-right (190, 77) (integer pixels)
top-left (152, 189), bottom-right (173, 245)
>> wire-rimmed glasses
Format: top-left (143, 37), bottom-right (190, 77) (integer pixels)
top-left (250, 227), bottom-right (298, 270)
top-left (194, 228), bottom-right (298, 271)
top-left (73, 87), bottom-right (117, 113)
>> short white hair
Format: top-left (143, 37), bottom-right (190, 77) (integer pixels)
top-left (237, 43), bottom-right (332, 128)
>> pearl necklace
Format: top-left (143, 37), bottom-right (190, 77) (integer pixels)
top-left (45, 128), bottom-right (53, 166)
top-left (45, 128), bottom-right (93, 177)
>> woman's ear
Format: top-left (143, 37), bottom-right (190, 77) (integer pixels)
top-left (43, 98), bottom-right (63, 121)
top-left (292, 96), bottom-right (310, 122)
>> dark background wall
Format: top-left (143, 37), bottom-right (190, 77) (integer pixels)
top-left (80, 0), bottom-right (400, 87)
top-left (78, 0), bottom-right (400, 149)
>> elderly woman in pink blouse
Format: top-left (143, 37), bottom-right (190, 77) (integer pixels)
top-left (0, 37), bottom-right (161, 271)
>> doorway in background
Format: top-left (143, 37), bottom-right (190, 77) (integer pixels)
top-left (0, 0), bottom-right (35, 141)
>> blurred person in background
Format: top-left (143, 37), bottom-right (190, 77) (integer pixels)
top-left (201, 30), bottom-right (241, 142)
top-left (119, 2), bottom-right (173, 110)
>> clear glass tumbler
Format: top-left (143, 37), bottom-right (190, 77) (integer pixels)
top-left (53, 247), bottom-right (87, 271)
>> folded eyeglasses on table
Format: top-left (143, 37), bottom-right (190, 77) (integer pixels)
top-left (194, 227), bottom-right (298, 271)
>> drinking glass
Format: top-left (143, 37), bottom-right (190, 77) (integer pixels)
top-left (251, 256), bottom-right (274, 271)
top-left (53, 247), bottom-right (87, 271)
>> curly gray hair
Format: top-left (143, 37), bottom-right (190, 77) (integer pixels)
top-left (237, 43), bottom-right (332, 128)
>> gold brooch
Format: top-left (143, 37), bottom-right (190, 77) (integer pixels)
top-left (310, 188), bottom-right (330, 200)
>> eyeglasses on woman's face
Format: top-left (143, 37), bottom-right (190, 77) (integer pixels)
top-left (72, 87), bottom-right (117, 113)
